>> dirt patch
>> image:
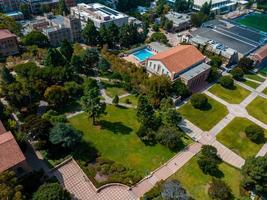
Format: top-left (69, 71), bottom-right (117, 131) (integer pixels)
top-left (95, 172), bottom-right (108, 183)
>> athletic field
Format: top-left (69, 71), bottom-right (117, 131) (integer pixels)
top-left (235, 13), bottom-right (267, 33)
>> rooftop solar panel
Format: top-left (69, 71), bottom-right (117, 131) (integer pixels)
top-left (98, 7), bottom-right (119, 16)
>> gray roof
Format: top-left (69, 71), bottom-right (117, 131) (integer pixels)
top-left (180, 63), bottom-right (211, 80)
top-left (147, 42), bottom-right (170, 53)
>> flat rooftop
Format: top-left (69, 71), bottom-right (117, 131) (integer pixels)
top-left (72, 3), bottom-right (128, 21)
top-left (165, 12), bottom-right (190, 26)
top-left (191, 20), bottom-right (267, 55)
top-left (180, 63), bottom-right (211, 80)
top-left (194, 0), bottom-right (231, 6)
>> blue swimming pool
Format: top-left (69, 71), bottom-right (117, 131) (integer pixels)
top-left (133, 48), bottom-right (154, 62)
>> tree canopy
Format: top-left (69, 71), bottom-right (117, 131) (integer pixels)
top-left (22, 31), bottom-right (50, 48)
top-left (33, 183), bottom-right (71, 200)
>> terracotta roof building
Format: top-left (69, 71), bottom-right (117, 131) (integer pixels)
top-left (0, 122), bottom-right (30, 175)
top-left (0, 29), bottom-right (19, 57)
top-left (146, 45), bottom-right (211, 91)
top-left (251, 45), bottom-right (267, 67)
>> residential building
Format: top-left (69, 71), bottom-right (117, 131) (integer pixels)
top-left (146, 45), bottom-right (211, 91)
top-left (193, 0), bottom-right (236, 14)
top-left (25, 0), bottom-right (58, 14)
top-left (0, 121), bottom-right (30, 175)
top-left (70, 3), bottom-right (129, 29)
top-left (0, 0), bottom-right (19, 13)
top-left (165, 11), bottom-right (191, 32)
top-left (0, 29), bottom-right (19, 57)
top-left (251, 44), bottom-right (267, 67)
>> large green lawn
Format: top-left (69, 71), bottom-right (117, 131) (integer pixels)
top-left (244, 73), bottom-right (265, 82)
top-left (69, 105), bottom-right (177, 175)
top-left (170, 156), bottom-right (242, 200)
top-left (242, 79), bottom-right (260, 89)
top-left (102, 81), bottom-right (128, 98)
top-left (235, 13), bottom-right (267, 32)
top-left (208, 83), bottom-right (250, 104)
top-left (217, 117), bottom-right (267, 159)
top-left (178, 95), bottom-right (228, 131)
top-left (120, 95), bottom-right (139, 106)
top-left (246, 96), bottom-right (267, 124)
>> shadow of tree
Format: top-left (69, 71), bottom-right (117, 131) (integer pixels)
top-left (99, 120), bottom-right (133, 134)
top-left (72, 141), bottom-right (98, 163)
top-left (197, 102), bottom-right (212, 111)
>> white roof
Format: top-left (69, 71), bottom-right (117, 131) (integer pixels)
top-left (194, 0), bottom-right (230, 6)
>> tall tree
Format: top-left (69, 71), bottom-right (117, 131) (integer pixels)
top-left (0, 13), bottom-right (21, 35)
top-left (80, 48), bottom-right (99, 75)
top-left (22, 31), bottom-right (49, 48)
top-left (33, 183), bottom-right (71, 200)
top-left (44, 85), bottom-right (68, 107)
top-left (44, 48), bottom-right (65, 67)
top-left (20, 3), bottom-right (30, 19)
top-left (81, 88), bottom-right (106, 125)
top-left (0, 66), bottom-right (14, 84)
top-left (82, 20), bottom-right (100, 46)
top-left (49, 123), bottom-right (82, 150)
top-left (60, 40), bottom-right (73, 61)
top-left (200, 1), bottom-right (212, 16)
top-left (56, 0), bottom-right (70, 15)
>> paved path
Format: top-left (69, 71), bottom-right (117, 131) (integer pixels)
top-left (256, 143), bottom-right (267, 157)
top-left (130, 143), bottom-right (202, 198)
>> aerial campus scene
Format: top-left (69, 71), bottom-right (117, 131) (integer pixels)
top-left (0, 0), bottom-right (267, 199)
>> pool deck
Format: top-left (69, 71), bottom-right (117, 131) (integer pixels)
top-left (123, 54), bottom-right (143, 66)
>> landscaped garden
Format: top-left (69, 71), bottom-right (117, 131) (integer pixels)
top-left (246, 96), bottom-right (267, 124)
top-left (120, 95), bottom-right (139, 106)
top-left (216, 117), bottom-right (267, 159)
top-left (69, 105), bottom-right (190, 175)
top-left (178, 95), bottom-right (228, 131)
top-left (101, 80), bottom-right (128, 98)
top-left (244, 73), bottom-right (265, 82)
top-left (242, 79), bottom-right (260, 89)
top-left (208, 83), bottom-right (250, 104)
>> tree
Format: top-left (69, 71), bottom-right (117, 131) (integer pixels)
top-left (200, 1), bottom-right (212, 16)
top-left (161, 109), bottom-right (182, 127)
top-left (44, 85), bottom-right (68, 107)
top-left (245, 124), bottom-right (265, 143)
top-left (81, 88), bottom-right (106, 125)
top-left (70, 54), bottom-right (84, 73)
top-left (0, 170), bottom-right (23, 200)
top-left (44, 48), bottom-right (65, 67)
top-left (0, 13), bottom-right (21, 35)
top-left (60, 40), bottom-right (73, 61)
top-left (191, 12), bottom-right (208, 27)
top-left (172, 80), bottom-right (191, 99)
top-left (231, 67), bottom-right (244, 80)
top-left (0, 66), bottom-right (14, 84)
top-left (219, 76), bottom-right (234, 89)
top-left (0, 101), bottom-right (4, 118)
top-left (161, 180), bottom-right (189, 200)
top-left (112, 95), bottom-right (119, 105)
top-left (137, 95), bottom-right (156, 126)
top-left (210, 56), bottom-right (222, 68)
top-left (156, 126), bottom-right (183, 150)
top-left (33, 183), bottom-right (71, 200)
top-left (22, 115), bottom-right (52, 140)
top-left (197, 145), bottom-right (222, 176)
top-left (241, 156), bottom-right (267, 195)
top-left (208, 179), bottom-right (233, 200)
top-left (149, 32), bottom-right (168, 44)
top-left (22, 31), bottom-right (49, 48)
top-left (237, 57), bottom-right (254, 72)
top-left (174, 0), bottom-right (193, 12)
top-left (49, 123), bottom-right (82, 149)
top-left (64, 81), bottom-right (83, 98)
top-left (82, 20), bottom-right (100, 46)
top-left (190, 93), bottom-right (208, 109)
top-left (207, 67), bottom-right (220, 83)
top-left (56, 0), bottom-right (69, 15)
top-left (80, 48), bottom-right (99, 75)
top-left (98, 58), bottom-right (110, 72)
top-left (42, 110), bottom-right (67, 123)
top-left (20, 3), bottom-right (30, 19)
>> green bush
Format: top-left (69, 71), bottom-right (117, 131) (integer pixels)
top-left (219, 76), bottom-right (234, 89)
top-left (245, 124), bottom-right (265, 143)
top-left (208, 179), bottom-right (233, 200)
top-left (231, 67), bottom-right (244, 80)
top-left (190, 93), bottom-right (208, 109)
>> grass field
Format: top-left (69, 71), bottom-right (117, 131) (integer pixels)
top-left (170, 156), bottom-right (242, 200)
top-left (208, 83), bottom-right (250, 104)
top-left (102, 81), bottom-right (128, 98)
top-left (244, 73), bottom-right (265, 82)
top-left (178, 95), bottom-right (228, 131)
top-left (217, 117), bottom-right (267, 159)
top-left (120, 95), bottom-right (139, 106)
top-left (69, 105), bottom-right (183, 175)
top-left (259, 66), bottom-right (267, 76)
top-left (242, 79), bottom-right (260, 89)
top-left (235, 13), bottom-right (267, 32)
top-left (246, 96), bottom-right (267, 124)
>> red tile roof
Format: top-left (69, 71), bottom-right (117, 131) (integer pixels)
top-left (148, 45), bottom-right (205, 74)
top-left (252, 45), bottom-right (267, 63)
top-left (0, 29), bottom-right (17, 40)
top-left (0, 121), bottom-right (6, 135)
top-left (0, 131), bottom-right (26, 173)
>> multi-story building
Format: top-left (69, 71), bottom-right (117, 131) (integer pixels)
top-left (146, 45), bottom-right (211, 91)
top-left (165, 11), bottom-right (191, 32)
top-left (42, 15), bottom-right (81, 46)
top-left (0, 0), bottom-right (19, 13)
top-left (25, 0), bottom-right (58, 14)
top-left (70, 3), bottom-right (129, 29)
top-left (0, 29), bottom-right (19, 57)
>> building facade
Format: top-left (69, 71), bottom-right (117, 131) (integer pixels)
top-left (146, 45), bottom-right (211, 91)
top-left (0, 0), bottom-right (19, 13)
top-left (251, 44), bottom-right (267, 68)
top-left (70, 3), bottom-right (129, 29)
top-left (0, 29), bottom-right (19, 57)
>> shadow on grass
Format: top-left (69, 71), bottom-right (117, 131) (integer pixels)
top-left (72, 141), bottom-right (98, 163)
top-left (99, 120), bottom-right (133, 134)
top-left (195, 102), bottom-right (212, 111)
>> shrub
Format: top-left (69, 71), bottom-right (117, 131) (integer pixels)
top-left (231, 67), bottom-right (244, 80)
top-left (190, 93), bottom-right (208, 109)
top-left (245, 124), bottom-right (265, 143)
top-left (208, 179), bottom-right (233, 200)
top-left (210, 56), bottom-right (223, 68)
top-left (219, 76), bottom-right (234, 89)
top-left (125, 98), bottom-right (131, 104)
top-left (112, 95), bottom-right (119, 105)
